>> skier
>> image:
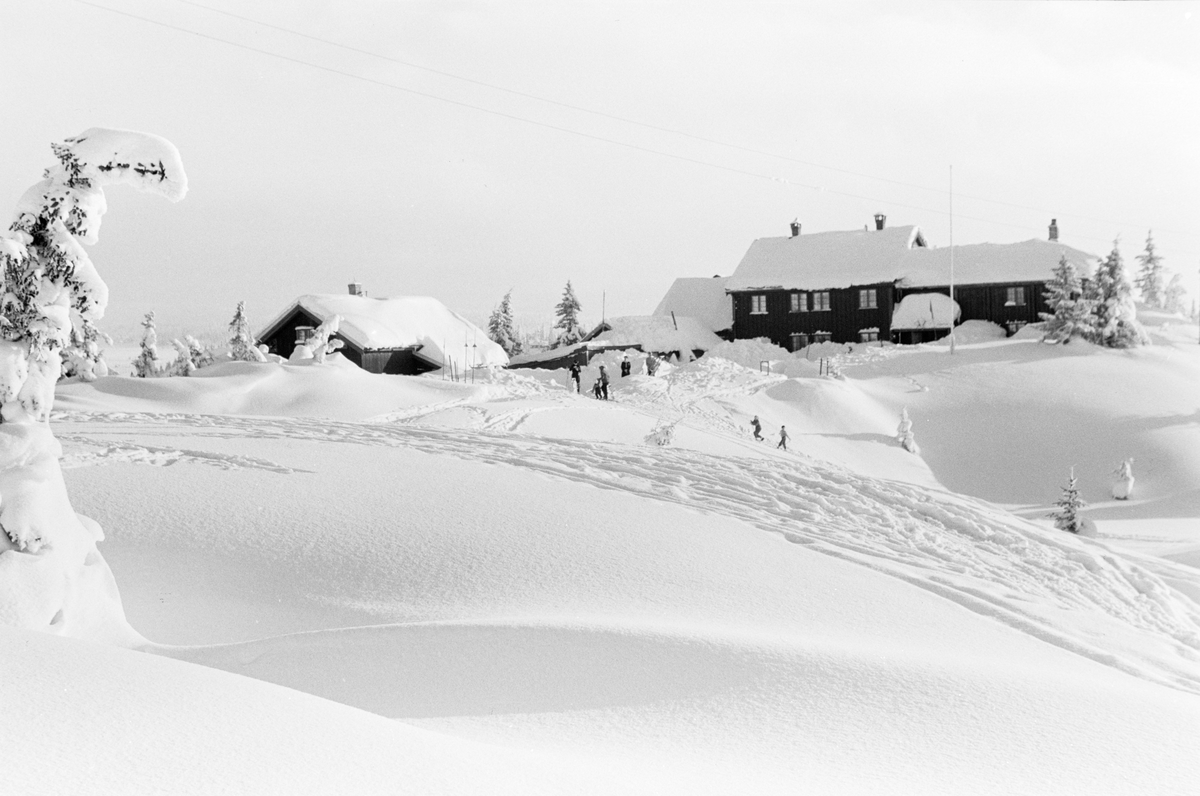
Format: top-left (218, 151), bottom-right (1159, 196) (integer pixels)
top-left (568, 360), bottom-right (582, 393)
top-left (598, 364), bottom-right (610, 400)
top-left (592, 378), bottom-right (603, 399)
top-left (777, 425), bottom-right (789, 451)
top-left (751, 415), bottom-right (763, 441)
top-left (620, 353), bottom-right (631, 378)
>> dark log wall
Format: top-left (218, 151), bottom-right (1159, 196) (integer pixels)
top-left (899, 281), bottom-right (1049, 330)
top-left (730, 282), bottom-right (896, 348)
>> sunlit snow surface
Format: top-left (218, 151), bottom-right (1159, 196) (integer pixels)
top-left (15, 321), bottom-right (1199, 794)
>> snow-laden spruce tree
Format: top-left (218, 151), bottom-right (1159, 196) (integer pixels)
top-left (132, 311), bottom-right (162, 377)
top-left (1091, 241), bottom-right (1149, 348)
top-left (553, 280), bottom-right (584, 347)
top-left (228, 300), bottom-right (266, 362)
top-left (1134, 231), bottom-right (1165, 309)
top-left (0, 128), bottom-right (186, 644)
top-left (1040, 255), bottom-right (1096, 343)
top-left (167, 338), bottom-right (196, 377)
top-left (1049, 467), bottom-right (1086, 534)
top-left (487, 290), bottom-right (522, 356)
top-left (1163, 273), bottom-right (1189, 316)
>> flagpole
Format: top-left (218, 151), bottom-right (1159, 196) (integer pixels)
top-left (949, 165), bottom-right (956, 354)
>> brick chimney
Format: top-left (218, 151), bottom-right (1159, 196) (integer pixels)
top-left (348, 281), bottom-right (363, 296)
top-left (873, 213), bottom-right (887, 231)
top-left (1048, 219), bottom-right (1058, 242)
top-left (789, 220), bottom-right (801, 237)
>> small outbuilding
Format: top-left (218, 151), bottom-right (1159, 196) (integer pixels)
top-left (509, 315), bottom-right (723, 370)
top-left (258, 289), bottom-right (507, 375)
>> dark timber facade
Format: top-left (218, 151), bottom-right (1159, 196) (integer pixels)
top-left (257, 305), bottom-right (433, 375)
top-left (725, 218), bottom-right (1090, 348)
top-left (731, 282), bottom-right (897, 350)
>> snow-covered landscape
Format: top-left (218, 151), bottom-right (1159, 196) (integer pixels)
top-left (2, 2), bottom-right (1198, 794)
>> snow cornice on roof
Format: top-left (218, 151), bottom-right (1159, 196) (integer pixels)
top-left (725, 226), bottom-right (1097, 292)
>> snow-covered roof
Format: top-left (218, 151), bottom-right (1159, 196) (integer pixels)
top-left (725, 226), bottom-right (926, 291)
top-left (890, 292), bottom-right (960, 331)
top-left (582, 315), bottom-right (724, 352)
top-left (259, 294), bottom-right (508, 368)
top-left (898, 239), bottom-right (1096, 287)
top-left (726, 226), bottom-right (1097, 292)
top-left (653, 277), bottom-right (732, 332)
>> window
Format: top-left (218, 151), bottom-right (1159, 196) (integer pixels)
top-left (1005, 286), bottom-right (1026, 306)
top-left (750, 294), bottom-right (767, 314)
top-left (858, 289), bottom-right (877, 309)
top-left (813, 331), bottom-right (832, 343)
top-left (813, 291), bottom-right (831, 311)
top-left (859, 329), bottom-right (879, 343)
top-left (790, 292), bottom-right (807, 313)
top-left (789, 332), bottom-right (808, 351)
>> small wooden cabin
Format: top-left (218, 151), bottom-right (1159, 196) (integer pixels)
top-left (257, 289), bottom-right (508, 375)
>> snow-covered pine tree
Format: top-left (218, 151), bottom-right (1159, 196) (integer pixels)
top-left (1112, 458), bottom-right (1135, 500)
top-left (0, 128), bottom-right (185, 642)
top-left (132, 311), bottom-right (162, 377)
top-left (1091, 241), bottom-right (1149, 348)
top-left (1040, 255), bottom-right (1095, 343)
top-left (553, 281), bottom-right (584, 347)
top-left (1134, 231), bottom-right (1166, 309)
top-left (228, 300), bottom-right (266, 362)
top-left (1163, 273), bottom-right (1189, 316)
top-left (487, 291), bottom-right (521, 356)
top-left (1049, 467), bottom-right (1086, 533)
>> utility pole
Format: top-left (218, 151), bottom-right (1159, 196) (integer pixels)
top-left (949, 164), bottom-right (956, 355)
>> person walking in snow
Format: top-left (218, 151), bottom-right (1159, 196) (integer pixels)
top-left (568, 360), bottom-right (581, 393)
top-left (598, 364), bottom-right (610, 400)
top-left (777, 425), bottom-right (789, 451)
top-left (620, 353), bottom-right (631, 377)
top-left (645, 353), bottom-right (658, 376)
top-left (592, 378), bottom-right (603, 399)
top-left (751, 415), bottom-right (763, 441)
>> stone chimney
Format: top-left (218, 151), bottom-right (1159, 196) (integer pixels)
top-left (348, 281), bottom-right (364, 296)
top-left (874, 213), bottom-right (887, 231)
top-left (1048, 219), bottom-right (1058, 242)
top-left (789, 220), bottom-right (801, 238)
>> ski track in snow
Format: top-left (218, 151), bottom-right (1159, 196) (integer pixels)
top-left (53, 409), bottom-right (1200, 695)
top-left (57, 434), bottom-right (306, 474)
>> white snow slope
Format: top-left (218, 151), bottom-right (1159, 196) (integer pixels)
top-left (9, 321), bottom-right (1198, 794)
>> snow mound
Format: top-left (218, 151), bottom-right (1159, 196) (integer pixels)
top-left (701, 338), bottom-right (790, 370)
top-left (933, 320), bottom-right (1007, 345)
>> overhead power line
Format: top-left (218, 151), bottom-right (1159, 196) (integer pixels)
top-left (163, 0), bottom-right (1194, 240)
top-left (73, 0), bottom-right (1196, 255)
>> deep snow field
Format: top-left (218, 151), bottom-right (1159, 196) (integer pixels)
top-left (8, 318), bottom-right (1199, 794)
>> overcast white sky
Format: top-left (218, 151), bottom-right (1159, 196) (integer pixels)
top-left (2, 0), bottom-right (1197, 339)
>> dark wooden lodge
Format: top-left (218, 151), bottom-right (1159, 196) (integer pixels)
top-left (724, 216), bottom-right (1093, 349)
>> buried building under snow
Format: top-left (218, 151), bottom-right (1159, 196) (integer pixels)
top-left (257, 286), bottom-right (508, 375)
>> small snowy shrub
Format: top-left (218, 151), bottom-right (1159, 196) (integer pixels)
top-left (166, 339), bottom-right (195, 376)
top-left (1049, 467), bottom-right (1087, 533)
top-left (896, 407), bottom-right (919, 454)
top-left (644, 420), bottom-right (677, 447)
top-left (304, 315), bottom-right (344, 364)
top-left (186, 335), bottom-right (214, 370)
top-left (1112, 458), bottom-right (1135, 500)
